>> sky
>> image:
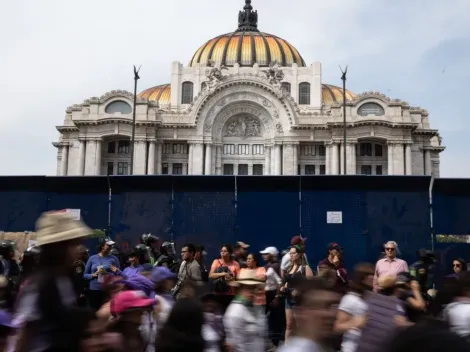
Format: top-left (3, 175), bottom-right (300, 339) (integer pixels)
top-left (1, 0), bottom-right (469, 177)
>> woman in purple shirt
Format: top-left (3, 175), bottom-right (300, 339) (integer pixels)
top-left (117, 251), bottom-right (143, 279)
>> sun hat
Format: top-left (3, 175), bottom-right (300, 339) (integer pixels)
top-left (259, 246), bottom-right (279, 256)
top-left (228, 269), bottom-right (265, 287)
top-left (151, 266), bottom-right (177, 284)
top-left (35, 211), bottom-right (91, 246)
top-left (110, 290), bottom-right (156, 315)
top-left (378, 275), bottom-right (408, 290)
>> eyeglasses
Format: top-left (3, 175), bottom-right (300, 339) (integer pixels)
top-left (453, 263), bottom-right (461, 268)
top-left (385, 247), bottom-right (396, 252)
top-left (181, 250), bottom-right (188, 254)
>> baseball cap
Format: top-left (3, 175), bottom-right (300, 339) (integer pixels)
top-left (236, 241), bottom-right (250, 249)
top-left (151, 266), bottom-right (177, 284)
top-left (116, 275), bottom-right (155, 298)
top-left (105, 238), bottom-right (116, 246)
top-left (259, 247), bottom-right (279, 256)
top-left (327, 243), bottom-right (342, 251)
top-left (110, 290), bottom-right (156, 315)
top-left (290, 236), bottom-right (306, 246)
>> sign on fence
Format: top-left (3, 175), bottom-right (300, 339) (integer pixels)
top-left (327, 211), bottom-right (343, 224)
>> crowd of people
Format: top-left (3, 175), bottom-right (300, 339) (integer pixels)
top-left (0, 211), bottom-right (469, 351)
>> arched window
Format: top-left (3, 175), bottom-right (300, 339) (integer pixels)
top-left (358, 103), bottom-right (385, 116)
top-left (181, 82), bottom-right (194, 104)
top-left (201, 82), bottom-right (207, 91)
top-left (299, 83), bottom-right (310, 105)
top-left (105, 100), bottom-right (132, 114)
top-left (281, 82), bottom-right (291, 93)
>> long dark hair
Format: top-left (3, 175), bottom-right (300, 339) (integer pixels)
top-left (155, 298), bottom-right (205, 352)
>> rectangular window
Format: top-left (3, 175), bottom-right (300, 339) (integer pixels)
top-left (223, 144), bottom-right (235, 155)
top-left (305, 165), bottom-right (315, 175)
top-left (162, 163), bottom-right (169, 175)
top-left (375, 144), bottom-right (383, 157)
top-left (162, 144), bottom-right (172, 155)
top-left (252, 144), bottom-right (264, 155)
top-left (117, 162), bottom-right (129, 175)
top-left (238, 164), bottom-right (248, 175)
top-left (107, 162), bottom-right (114, 175)
top-left (107, 141), bottom-right (115, 154)
top-left (238, 144), bottom-right (249, 155)
top-left (181, 82), bottom-right (194, 104)
top-left (173, 163), bottom-right (183, 175)
top-left (299, 83), bottom-right (311, 105)
top-left (172, 144), bottom-right (188, 154)
top-left (376, 165), bottom-right (383, 175)
top-left (360, 143), bottom-right (372, 157)
top-left (320, 165), bottom-right (326, 175)
top-left (118, 140), bottom-right (130, 154)
top-left (223, 164), bottom-right (234, 175)
top-left (318, 145), bottom-right (326, 157)
top-left (301, 144), bottom-right (316, 156)
top-left (253, 164), bottom-right (263, 175)
top-left (361, 165), bottom-right (372, 175)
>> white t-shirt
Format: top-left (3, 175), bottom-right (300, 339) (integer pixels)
top-left (338, 293), bottom-right (368, 352)
top-left (445, 301), bottom-right (470, 338)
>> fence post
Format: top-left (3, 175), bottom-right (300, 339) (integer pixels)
top-left (429, 176), bottom-right (435, 252)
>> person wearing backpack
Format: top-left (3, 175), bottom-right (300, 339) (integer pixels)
top-left (209, 245), bottom-right (240, 313)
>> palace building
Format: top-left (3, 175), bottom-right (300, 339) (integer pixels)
top-left (54, 0), bottom-right (445, 177)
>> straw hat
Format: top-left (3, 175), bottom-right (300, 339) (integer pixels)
top-left (35, 211), bottom-right (91, 246)
top-left (228, 270), bottom-right (265, 287)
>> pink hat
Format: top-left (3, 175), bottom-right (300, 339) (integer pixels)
top-left (110, 290), bottom-right (156, 315)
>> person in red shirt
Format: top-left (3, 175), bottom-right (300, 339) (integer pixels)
top-left (317, 243), bottom-right (348, 293)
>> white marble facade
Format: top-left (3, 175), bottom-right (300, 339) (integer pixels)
top-left (54, 1), bottom-right (445, 177)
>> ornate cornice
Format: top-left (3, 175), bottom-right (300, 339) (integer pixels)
top-left (412, 129), bottom-right (439, 136)
top-left (98, 90), bottom-right (147, 104)
top-left (326, 120), bottom-right (418, 130)
top-left (56, 125), bottom-right (79, 133)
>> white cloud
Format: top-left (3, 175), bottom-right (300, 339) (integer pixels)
top-left (0, 0), bottom-right (469, 176)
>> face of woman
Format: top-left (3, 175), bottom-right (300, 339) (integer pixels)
top-left (290, 248), bottom-right (301, 262)
top-left (220, 247), bottom-right (230, 260)
top-left (246, 255), bottom-right (256, 268)
top-left (453, 261), bottom-right (462, 273)
top-left (102, 243), bottom-right (112, 254)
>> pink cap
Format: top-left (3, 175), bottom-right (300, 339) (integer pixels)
top-left (110, 290), bottom-right (156, 315)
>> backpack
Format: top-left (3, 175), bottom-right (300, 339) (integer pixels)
top-left (213, 261), bottom-right (230, 294)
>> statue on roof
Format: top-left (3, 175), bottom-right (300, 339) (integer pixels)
top-left (262, 61), bottom-right (286, 98)
top-left (237, 0), bottom-right (259, 32)
top-left (205, 60), bottom-right (228, 93)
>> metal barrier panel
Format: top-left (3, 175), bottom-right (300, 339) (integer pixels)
top-left (110, 176), bottom-right (173, 253)
top-left (301, 176), bottom-right (367, 271)
top-left (0, 177), bottom-right (47, 232)
top-left (173, 176), bottom-right (236, 260)
top-left (236, 177), bottom-right (300, 256)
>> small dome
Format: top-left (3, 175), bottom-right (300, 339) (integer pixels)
top-left (138, 83), bottom-right (355, 106)
top-left (138, 84), bottom-right (171, 105)
top-left (322, 84), bottom-right (356, 105)
top-left (190, 31), bottom-right (306, 68)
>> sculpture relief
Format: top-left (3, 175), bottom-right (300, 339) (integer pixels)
top-left (276, 123), bottom-right (283, 133)
top-left (262, 61), bottom-right (286, 98)
top-left (206, 60), bottom-right (228, 94)
top-left (224, 116), bottom-right (261, 138)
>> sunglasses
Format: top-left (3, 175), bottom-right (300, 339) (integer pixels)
top-left (385, 247), bottom-right (396, 251)
top-left (453, 263), bottom-right (461, 268)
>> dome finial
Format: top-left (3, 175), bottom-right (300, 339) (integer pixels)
top-left (237, 0), bottom-right (258, 32)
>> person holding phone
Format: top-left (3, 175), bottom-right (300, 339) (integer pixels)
top-left (83, 237), bottom-right (120, 310)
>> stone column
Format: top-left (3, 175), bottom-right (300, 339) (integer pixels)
top-left (95, 139), bottom-right (102, 175)
top-left (325, 143), bottom-right (331, 175)
top-left (60, 145), bottom-right (69, 176)
top-left (133, 140), bottom-right (147, 175)
top-left (234, 163), bottom-right (239, 176)
top-left (215, 144), bottom-right (222, 175)
top-left (405, 143), bottom-right (412, 175)
top-left (204, 143), bottom-right (212, 175)
top-left (387, 142), bottom-right (394, 175)
top-left (156, 142), bottom-right (163, 175)
top-left (346, 142), bottom-right (357, 175)
top-left (84, 140), bottom-right (97, 175)
top-left (265, 146), bottom-right (271, 175)
top-left (340, 144), bottom-right (345, 175)
top-left (293, 144), bottom-right (299, 175)
top-left (182, 163), bottom-right (188, 175)
top-left (148, 140), bottom-right (156, 175)
top-left (331, 142), bottom-right (339, 175)
top-left (248, 164), bottom-right (253, 176)
top-left (282, 144), bottom-right (295, 175)
top-left (168, 163), bottom-right (173, 175)
top-left (188, 143), bottom-right (194, 175)
top-left (393, 143), bottom-right (405, 175)
top-left (274, 144), bottom-right (282, 175)
top-left (192, 143), bottom-right (204, 175)
top-left (78, 140), bottom-right (85, 176)
top-left (425, 149), bottom-right (432, 176)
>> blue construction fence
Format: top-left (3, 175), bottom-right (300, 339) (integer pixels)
top-left (0, 175), bottom-right (469, 275)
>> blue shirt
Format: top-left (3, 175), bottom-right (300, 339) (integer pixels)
top-left (119, 265), bottom-right (143, 279)
top-left (83, 254), bottom-right (120, 291)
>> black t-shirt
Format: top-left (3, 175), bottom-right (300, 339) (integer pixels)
top-left (400, 290), bottom-right (425, 322)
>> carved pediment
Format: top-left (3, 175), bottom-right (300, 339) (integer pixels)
top-left (224, 115), bottom-right (262, 138)
top-left (98, 90), bottom-right (147, 104)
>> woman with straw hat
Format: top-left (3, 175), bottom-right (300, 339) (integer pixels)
top-left (223, 270), bottom-right (267, 352)
top-left (12, 211), bottom-right (96, 352)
